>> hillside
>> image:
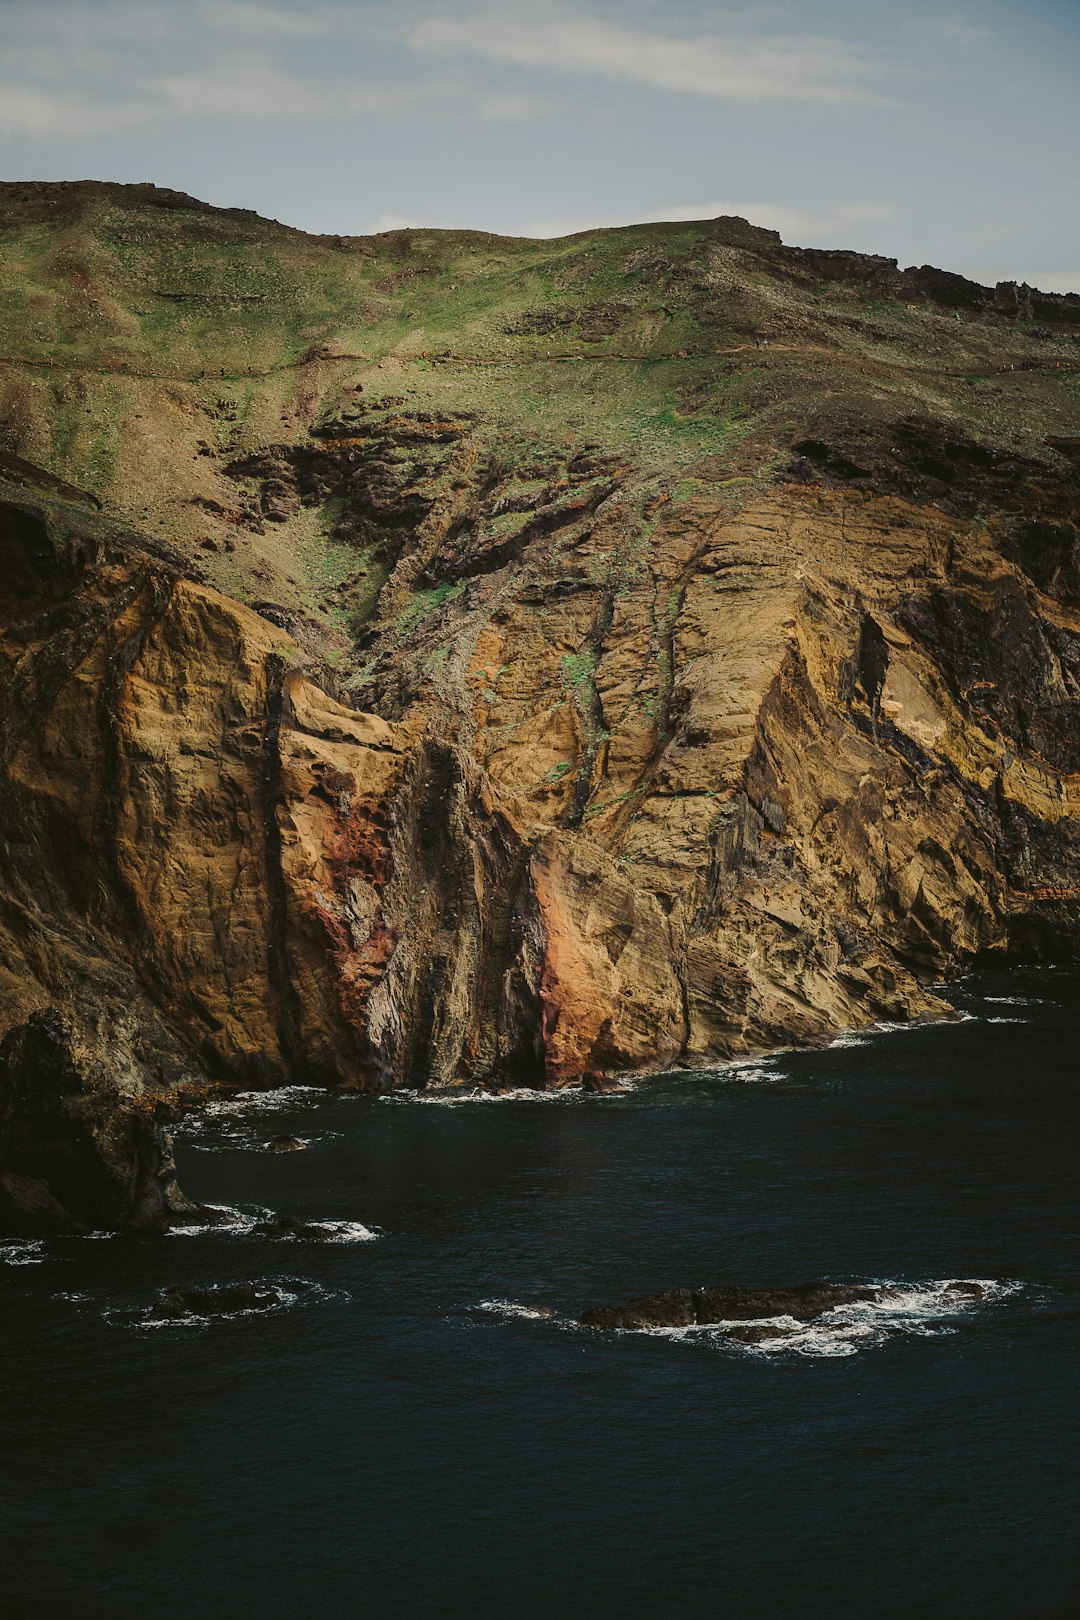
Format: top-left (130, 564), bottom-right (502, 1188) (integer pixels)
top-left (1, 181), bottom-right (1079, 1231)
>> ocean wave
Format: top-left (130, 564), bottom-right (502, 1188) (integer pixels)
top-left (262, 1218), bottom-right (379, 1243)
top-left (166, 1203), bottom-right (271, 1237)
top-left (826, 1012), bottom-right (977, 1051)
top-left (167, 1205), bottom-right (379, 1243)
top-left (380, 1083), bottom-right (630, 1105)
top-left (176, 1086), bottom-right (327, 1131)
top-left (717, 1058), bottom-right (785, 1084)
top-left (184, 1131), bottom-right (339, 1154)
top-left (0, 1239), bottom-right (46, 1266)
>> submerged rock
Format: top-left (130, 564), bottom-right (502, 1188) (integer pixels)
top-left (265, 1136), bottom-right (308, 1153)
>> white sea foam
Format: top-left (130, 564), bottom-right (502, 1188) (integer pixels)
top-left (272, 1219), bottom-right (379, 1243)
top-left (166, 1203), bottom-right (271, 1237)
top-left (984, 996), bottom-right (1043, 1006)
top-left (177, 1086), bottom-right (327, 1130)
top-left (984, 1017), bottom-right (1027, 1025)
top-left (380, 1082), bottom-right (631, 1105)
top-left (825, 1030), bottom-right (878, 1050)
top-left (167, 1206), bottom-right (379, 1243)
top-left (185, 1132), bottom-right (339, 1154)
top-left (0, 1239), bottom-right (46, 1266)
top-left (826, 1012), bottom-right (977, 1052)
top-left (719, 1059), bottom-right (784, 1084)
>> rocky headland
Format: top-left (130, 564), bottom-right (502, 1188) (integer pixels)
top-left (1, 182), bottom-right (1078, 1232)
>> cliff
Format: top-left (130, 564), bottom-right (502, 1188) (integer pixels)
top-left (1, 183), bottom-right (1078, 1230)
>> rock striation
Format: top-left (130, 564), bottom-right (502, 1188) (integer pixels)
top-left (1, 185), bottom-right (1079, 1230)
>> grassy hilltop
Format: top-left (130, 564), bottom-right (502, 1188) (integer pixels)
top-left (1, 178), bottom-right (1078, 683)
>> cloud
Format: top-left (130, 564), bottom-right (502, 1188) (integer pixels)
top-left (524, 199), bottom-right (896, 245)
top-left (198, 1), bottom-right (332, 37)
top-left (411, 13), bottom-right (890, 105)
top-left (152, 63), bottom-right (426, 122)
top-left (938, 18), bottom-right (994, 45)
top-left (476, 93), bottom-right (557, 121)
top-left (0, 0), bottom-right (441, 137)
top-left (152, 66), bottom-right (331, 121)
top-left (0, 84), bottom-right (155, 139)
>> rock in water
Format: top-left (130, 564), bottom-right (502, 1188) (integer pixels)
top-left (580, 1288), bottom-right (697, 1331)
top-left (693, 1282), bottom-right (882, 1324)
top-left (940, 1280), bottom-right (987, 1300)
top-left (581, 1282), bottom-right (884, 1331)
top-left (149, 1282), bottom-right (282, 1320)
top-left (250, 1214), bottom-right (321, 1240)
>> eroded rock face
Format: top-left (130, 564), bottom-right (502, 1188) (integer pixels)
top-left (3, 188), bottom-right (1079, 1233)
top-left (2, 453), bottom-right (1080, 1230)
top-left (0, 1009), bottom-right (189, 1234)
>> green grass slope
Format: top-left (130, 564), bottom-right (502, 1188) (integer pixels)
top-left (1, 179), bottom-right (1078, 667)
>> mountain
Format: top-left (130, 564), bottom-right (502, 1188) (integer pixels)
top-left (2, 180), bottom-right (1079, 1231)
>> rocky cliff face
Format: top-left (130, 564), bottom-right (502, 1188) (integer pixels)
top-left (1, 184), bottom-right (1079, 1230)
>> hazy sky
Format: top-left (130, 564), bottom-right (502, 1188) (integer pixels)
top-left (2, 0), bottom-right (1077, 289)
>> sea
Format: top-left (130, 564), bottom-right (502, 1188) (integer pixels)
top-left (3, 967), bottom-right (1077, 1618)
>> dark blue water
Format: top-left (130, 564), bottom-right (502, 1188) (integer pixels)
top-left (3, 969), bottom-right (1078, 1619)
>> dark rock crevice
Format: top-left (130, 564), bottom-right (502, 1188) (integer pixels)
top-left (260, 652), bottom-right (310, 1086)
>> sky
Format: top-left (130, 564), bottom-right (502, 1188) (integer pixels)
top-left (1, 0), bottom-right (1078, 290)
